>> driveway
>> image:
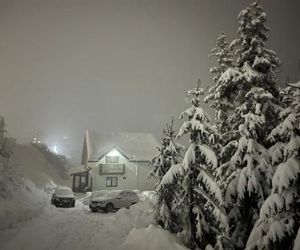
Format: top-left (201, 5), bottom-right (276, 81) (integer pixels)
top-left (0, 201), bottom-right (129, 250)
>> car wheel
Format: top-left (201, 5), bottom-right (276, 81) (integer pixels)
top-left (91, 208), bottom-right (97, 212)
top-left (105, 203), bottom-right (114, 213)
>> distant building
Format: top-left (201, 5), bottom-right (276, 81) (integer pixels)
top-left (70, 130), bottom-right (159, 192)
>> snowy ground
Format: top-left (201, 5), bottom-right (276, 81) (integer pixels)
top-left (0, 197), bottom-right (145, 250)
top-left (0, 201), bottom-right (123, 250)
top-left (0, 194), bottom-right (187, 250)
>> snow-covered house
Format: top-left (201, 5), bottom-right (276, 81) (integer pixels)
top-left (71, 131), bottom-right (160, 192)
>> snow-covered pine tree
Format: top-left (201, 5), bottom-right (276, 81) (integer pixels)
top-left (226, 88), bottom-right (276, 248)
top-left (205, 33), bottom-right (234, 138)
top-left (149, 128), bottom-right (170, 182)
top-left (205, 33), bottom-right (238, 202)
top-left (216, 2), bottom-right (282, 248)
top-left (149, 119), bottom-right (184, 233)
top-left (246, 82), bottom-right (300, 250)
top-left (226, 0), bottom-right (281, 136)
top-left (160, 80), bottom-right (228, 250)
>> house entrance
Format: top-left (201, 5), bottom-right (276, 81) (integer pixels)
top-left (72, 171), bottom-right (90, 192)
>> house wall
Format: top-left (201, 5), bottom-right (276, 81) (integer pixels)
top-left (88, 150), bottom-right (156, 191)
top-left (89, 150), bottom-right (138, 191)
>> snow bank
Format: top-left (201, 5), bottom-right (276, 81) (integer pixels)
top-left (0, 142), bottom-right (71, 231)
top-left (121, 224), bottom-right (189, 250)
top-left (116, 196), bottom-right (188, 250)
top-left (0, 162), bottom-right (52, 230)
top-left (114, 198), bottom-right (155, 233)
top-left (79, 191), bottom-right (92, 205)
top-left (139, 190), bottom-right (157, 203)
top-left (78, 190), bottom-right (156, 235)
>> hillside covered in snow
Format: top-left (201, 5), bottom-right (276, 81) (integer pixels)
top-left (10, 143), bottom-right (71, 188)
top-left (0, 138), bottom-right (71, 230)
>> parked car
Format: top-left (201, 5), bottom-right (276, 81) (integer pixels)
top-left (51, 186), bottom-right (75, 208)
top-left (89, 190), bottom-right (139, 213)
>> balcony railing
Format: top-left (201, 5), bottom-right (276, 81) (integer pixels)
top-left (99, 164), bottom-right (125, 175)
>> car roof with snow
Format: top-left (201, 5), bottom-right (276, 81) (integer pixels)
top-left (91, 190), bottom-right (122, 199)
top-left (90, 190), bottom-right (138, 200)
top-left (54, 186), bottom-right (74, 196)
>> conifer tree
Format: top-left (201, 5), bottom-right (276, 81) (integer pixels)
top-left (205, 33), bottom-right (234, 137)
top-left (246, 83), bottom-right (300, 250)
top-left (149, 119), bottom-right (184, 233)
top-left (160, 80), bottom-right (227, 250)
top-left (205, 33), bottom-right (238, 200)
top-left (215, 2), bottom-right (282, 248)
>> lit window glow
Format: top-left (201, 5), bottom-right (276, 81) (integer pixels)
top-left (53, 145), bottom-right (58, 154)
top-left (107, 148), bottom-right (120, 157)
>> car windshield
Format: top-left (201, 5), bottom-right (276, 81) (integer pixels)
top-left (91, 190), bottom-right (121, 199)
top-left (55, 187), bottom-right (73, 196)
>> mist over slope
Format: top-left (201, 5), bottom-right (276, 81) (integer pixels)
top-left (10, 143), bottom-right (71, 188)
top-left (0, 142), bottom-right (72, 230)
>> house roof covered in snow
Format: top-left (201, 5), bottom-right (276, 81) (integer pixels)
top-left (68, 165), bottom-right (88, 175)
top-left (82, 131), bottom-right (160, 163)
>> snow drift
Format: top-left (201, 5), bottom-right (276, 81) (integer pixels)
top-left (121, 224), bottom-right (189, 250)
top-left (0, 143), bottom-right (71, 230)
top-left (0, 161), bottom-right (49, 230)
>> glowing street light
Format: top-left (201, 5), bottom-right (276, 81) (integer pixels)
top-left (53, 145), bottom-right (58, 154)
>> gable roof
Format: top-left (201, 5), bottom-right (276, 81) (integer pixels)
top-left (82, 131), bottom-right (160, 162)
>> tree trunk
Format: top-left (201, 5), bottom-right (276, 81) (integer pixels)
top-left (188, 163), bottom-right (197, 250)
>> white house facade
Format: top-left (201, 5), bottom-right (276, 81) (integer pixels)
top-left (70, 131), bottom-right (159, 192)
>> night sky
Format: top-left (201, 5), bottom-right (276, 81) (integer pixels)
top-left (0, 0), bottom-right (299, 164)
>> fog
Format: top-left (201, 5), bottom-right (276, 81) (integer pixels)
top-left (0, 0), bottom-right (299, 164)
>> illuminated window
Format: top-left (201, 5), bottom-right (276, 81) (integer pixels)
top-left (106, 177), bottom-right (118, 187)
top-left (105, 156), bottom-right (119, 163)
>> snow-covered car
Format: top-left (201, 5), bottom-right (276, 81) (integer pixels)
top-left (89, 190), bottom-right (139, 213)
top-left (51, 186), bottom-right (75, 208)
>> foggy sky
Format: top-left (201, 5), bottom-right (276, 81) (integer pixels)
top-left (0, 0), bottom-right (299, 164)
